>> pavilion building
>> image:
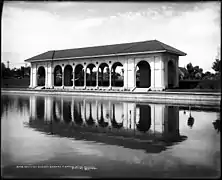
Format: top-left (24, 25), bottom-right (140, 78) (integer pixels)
top-left (25, 40), bottom-right (186, 91)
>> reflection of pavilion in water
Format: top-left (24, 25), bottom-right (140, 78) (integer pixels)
top-left (29, 96), bottom-right (185, 143)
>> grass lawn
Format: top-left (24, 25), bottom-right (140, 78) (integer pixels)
top-left (1, 77), bottom-right (221, 93)
top-left (1, 77), bottom-right (30, 88)
top-left (166, 88), bottom-right (221, 92)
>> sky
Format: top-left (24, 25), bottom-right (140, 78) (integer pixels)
top-left (2, 1), bottom-right (221, 72)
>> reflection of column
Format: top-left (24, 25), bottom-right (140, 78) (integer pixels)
top-left (127, 103), bottom-right (135, 130)
top-left (108, 101), bottom-right (112, 127)
top-left (44, 97), bottom-right (47, 122)
top-left (83, 99), bottom-right (86, 125)
top-left (71, 99), bottom-right (75, 125)
top-left (95, 100), bottom-right (98, 125)
top-left (44, 97), bottom-right (53, 123)
top-left (61, 98), bottom-right (64, 122)
top-left (30, 96), bottom-right (36, 119)
top-left (163, 106), bottom-right (179, 137)
top-left (100, 103), bottom-right (103, 121)
top-left (123, 103), bottom-right (128, 129)
top-left (151, 104), bottom-right (165, 133)
top-left (153, 105), bottom-right (155, 136)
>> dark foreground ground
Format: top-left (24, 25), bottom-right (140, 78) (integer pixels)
top-left (2, 160), bottom-right (220, 178)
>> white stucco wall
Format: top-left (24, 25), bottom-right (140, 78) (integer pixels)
top-left (29, 52), bottom-right (180, 91)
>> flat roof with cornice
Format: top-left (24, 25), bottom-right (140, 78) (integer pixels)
top-left (25, 39), bottom-right (186, 62)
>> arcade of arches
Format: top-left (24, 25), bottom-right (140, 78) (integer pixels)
top-left (30, 54), bottom-right (180, 91)
top-left (29, 95), bottom-right (180, 136)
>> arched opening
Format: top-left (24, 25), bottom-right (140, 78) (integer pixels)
top-left (85, 102), bottom-right (95, 126)
top-left (136, 61), bottom-right (151, 88)
top-left (36, 97), bottom-right (45, 120)
top-left (37, 66), bottom-right (45, 86)
top-left (64, 65), bottom-right (73, 86)
top-left (98, 102), bottom-right (110, 127)
top-left (98, 103), bottom-right (109, 127)
top-left (75, 64), bottom-right (84, 86)
top-left (63, 100), bottom-right (72, 124)
top-left (111, 62), bottom-right (124, 87)
top-left (164, 106), bottom-right (180, 138)
top-left (86, 64), bottom-right (96, 87)
top-left (136, 104), bottom-right (151, 133)
top-left (98, 63), bottom-right (109, 87)
top-left (54, 65), bottom-right (62, 86)
top-left (111, 103), bottom-right (123, 129)
top-left (73, 101), bottom-right (84, 125)
top-left (168, 60), bottom-right (176, 88)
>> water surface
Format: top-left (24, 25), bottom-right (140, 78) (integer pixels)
top-left (1, 93), bottom-right (220, 178)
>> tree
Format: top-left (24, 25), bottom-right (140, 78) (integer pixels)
top-left (212, 59), bottom-right (221, 73)
top-left (202, 71), bottom-right (214, 80)
top-left (193, 66), bottom-right (203, 79)
top-left (186, 63), bottom-right (195, 79)
top-left (1, 63), bottom-right (6, 77)
top-left (24, 66), bottom-right (31, 76)
top-left (21, 66), bottom-right (25, 78)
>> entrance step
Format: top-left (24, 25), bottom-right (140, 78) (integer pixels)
top-left (133, 88), bottom-right (150, 92)
top-left (34, 86), bottom-right (45, 90)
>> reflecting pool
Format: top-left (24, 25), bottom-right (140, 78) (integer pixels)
top-left (1, 93), bottom-right (220, 178)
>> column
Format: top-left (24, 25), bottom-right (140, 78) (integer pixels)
top-left (150, 57), bottom-right (155, 90)
top-left (84, 67), bottom-right (86, 89)
top-left (72, 65), bottom-right (75, 89)
top-left (113, 68), bottom-right (116, 87)
top-left (109, 65), bottom-right (112, 89)
top-left (127, 58), bottom-right (135, 90)
top-left (47, 63), bottom-right (54, 89)
top-left (62, 66), bottom-right (64, 89)
top-left (123, 62), bottom-right (128, 90)
top-left (29, 64), bottom-right (33, 88)
top-left (101, 67), bottom-right (104, 86)
top-left (45, 64), bottom-right (48, 88)
top-left (160, 59), bottom-right (165, 90)
top-left (33, 64), bottom-right (37, 87)
top-left (96, 66), bottom-right (99, 89)
top-left (175, 59), bottom-right (179, 88)
top-left (51, 71), bottom-right (54, 89)
top-left (90, 68), bottom-right (93, 86)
